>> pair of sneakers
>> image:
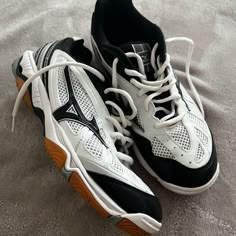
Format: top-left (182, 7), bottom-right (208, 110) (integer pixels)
top-left (12, 0), bottom-right (219, 235)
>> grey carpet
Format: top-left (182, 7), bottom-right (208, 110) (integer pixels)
top-left (0, 0), bottom-right (236, 235)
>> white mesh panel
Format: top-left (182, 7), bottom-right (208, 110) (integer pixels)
top-left (186, 112), bottom-right (205, 127)
top-left (195, 144), bottom-right (205, 163)
top-left (84, 135), bottom-right (103, 159)
top-left (57, 67), bottom-right (69, 105)
top-left (151, 137), bottom-right (175, 159)
top-left (111, 157), bottom-right (124, 173)
top-left (167, 123), bottom-right (191, 150)
top-left (195, 128), bottom-right (208, 145)
top-left (69, 69), bottom-right (97, 120)
top-left (67, 120), bottom-right (84, 134)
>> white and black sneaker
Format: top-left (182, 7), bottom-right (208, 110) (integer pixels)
top-left (91, 0), bottom-right (219, 195)
top-left (12, 37), bottom-right (162, 235)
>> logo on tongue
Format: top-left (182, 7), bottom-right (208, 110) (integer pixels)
top-left (131, 43), bottom-right (152, 73)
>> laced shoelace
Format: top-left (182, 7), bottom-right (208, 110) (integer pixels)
top-left (112, 37), bottom-right (204, 128)
top-left (11, 61), bottom-right (137, 167)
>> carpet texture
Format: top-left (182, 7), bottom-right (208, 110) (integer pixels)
top-left (0, 0), bottom-right (236, 235)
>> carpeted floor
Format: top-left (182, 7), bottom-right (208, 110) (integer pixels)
top-left (0, 0), bottom-right (236, 235)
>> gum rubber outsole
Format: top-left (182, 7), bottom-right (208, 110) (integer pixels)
top-left (16, 77), bottom-right (33, 110)
top-left (117, 219), bottom-right (151, 236)
top-left (44, 137), bottom-right (110, 218)
top-left (44, 138), bottom-right (151, 236)
top-left (15, 75), bottom-right (152, 236)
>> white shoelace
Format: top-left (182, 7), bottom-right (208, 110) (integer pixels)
top-left (11, 61), bottom-right (137, 167)
top-left (112, 37), bottom-right (204, 128)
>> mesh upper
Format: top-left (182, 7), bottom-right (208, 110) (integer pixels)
top-left (84, 135), bottom-right (103, 160)
top-left (151, 137), bottom-right (175, 159)
top-left (186, 112), bottom-right (205, 127)
top-left (111, 156), bottom-right (124, 173)
top-left (54, 66), bottom-right (150, 190)
top-left (69, 69), bottom-right (97, 121)
top-left (195, 127), bottom-right (208, 145)
top-left (195, 143), bottom-right (205, 163)
top-left (152, 122), bottom-right (207, 162)
top-left (56, 66), bottom-right (106, 161)
top-left (67, 120), bottom-right (84, 134)
top-left (167, 123), bottom-right (191, 150)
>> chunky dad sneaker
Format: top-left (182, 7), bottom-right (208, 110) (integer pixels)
top-left (91, 0), bottom-right (219, 195)
top-left (11, 37), bottom-right (162, 235)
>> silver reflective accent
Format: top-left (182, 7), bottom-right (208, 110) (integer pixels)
top-left (61, 166), bottom-right (72, 181)
top-left (109, 215), bottom-right (122, 225)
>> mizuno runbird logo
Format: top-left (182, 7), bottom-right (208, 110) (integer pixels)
top-left (53, 66), bottom-right (107, 147)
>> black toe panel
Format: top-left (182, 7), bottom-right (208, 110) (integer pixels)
top-left (134, 132), bottom-right (218, 188)
top-left (88, 171), bottom-right (162, 222)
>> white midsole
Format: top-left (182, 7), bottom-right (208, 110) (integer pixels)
top-left (133, 143), bottom-right (220, 195)
top-left (18, 50), bottom-right (162, 234)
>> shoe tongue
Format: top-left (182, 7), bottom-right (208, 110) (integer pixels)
top-left (120, 41), bottom-right (171, 120)
top-left (119, 41), bottom-right (155, 80)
